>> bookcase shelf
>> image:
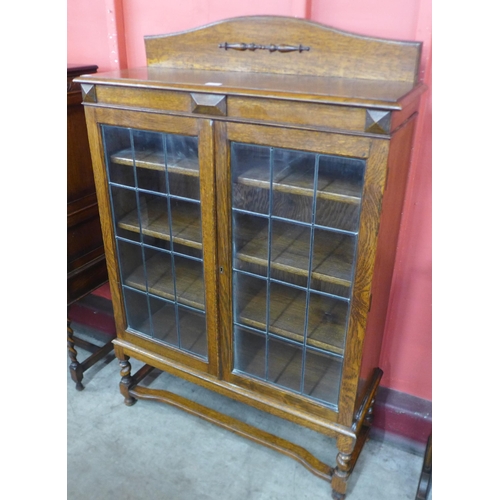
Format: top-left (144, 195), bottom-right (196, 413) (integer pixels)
top-left (125, 251), bottom-right (206, 311)
top-left (111, 148), bottom-right (200, 177)
top-left (117, 198), bottom-right (203, 250)
top-left (236, 162), bottom-right (362, 205)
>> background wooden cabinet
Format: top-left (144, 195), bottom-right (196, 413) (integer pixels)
top-left (67, 64), bottom-right (114, 391)
top-left (67, 64), bottom-right (107, 304)
top-left (77, 17), bottom-right (424, 498)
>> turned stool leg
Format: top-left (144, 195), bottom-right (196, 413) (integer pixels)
top-left (67, 317), bottom-right (84, 391)
top-left (118, 354), bottom-right (137, 406)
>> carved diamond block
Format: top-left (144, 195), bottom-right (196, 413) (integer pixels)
top-left (81, 84), bottom-right (97, 103)
top-left (365, 109), bottom-right (391, 135)
top-left (190, 93), bottom-right (227, 116)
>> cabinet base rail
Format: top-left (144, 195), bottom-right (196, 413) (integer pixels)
top-left (118, 359), bottom-right (382, 499)
top-left (130, 382), bottom-right (333, 481)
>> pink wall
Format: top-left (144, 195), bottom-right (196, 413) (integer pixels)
top-left (67, 0), bottom-right (127, 71)
top-left (68, 0), bottom-right (432, 401)
top-left (309, 0), bottom-right (432, 401)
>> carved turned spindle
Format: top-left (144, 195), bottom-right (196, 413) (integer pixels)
top-left (67, 317), bottom-right (84, 391)
top-left (119, 356), bottom-right (136, 406)
top-left (218, 42), bottom-right (310, 53)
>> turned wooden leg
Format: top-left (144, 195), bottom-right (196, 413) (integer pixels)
top-left (331, 451), bottom-right (351, 499)
top-left (67, 317), bottom-right (84, 391)
top-left (330, 435), bottom-right (356, 499)
top-left (330, 370), bottom-right (382, 498)
top-left (330, 400), bottom-right (378, 498)
top-left (331, 435), bottom-right (362, 500)
top-left (118, 354), bottom-right (137, 406)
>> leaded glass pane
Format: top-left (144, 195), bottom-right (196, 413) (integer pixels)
top-left (102, 125), bottom-right (207, 360)
top-left (231, 141), bottom-right (366, 409)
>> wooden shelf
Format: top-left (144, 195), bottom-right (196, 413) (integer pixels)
top-left (236, 161), bottom-right (362, 204)
top-left (236, 219), bottom-right (355, 288)
top-left (111, 148), bottom-right (199, 177)
top-left (118, 197), bottom-right (202, 250)
top-left (125, 251), bottom-right (205, 311)
top-left (235, 329), bottom-right (342, 406)
top-left (237, 280), bottom-right (347, 356)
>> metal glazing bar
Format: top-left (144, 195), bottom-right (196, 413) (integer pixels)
top-left (103, 130), bottom-right (144, 331)
top-left (102, 128), bottom-right (125, 279)
top-left (230, 145), bottom-right (237, 234)
top-left (231, 207), bottom-right (270, 220)
top-left (130, 130), bottom-right (154, 334)
top-left (121, 284), bottom-right (205, 315)
top-left (232, 268), bottom-right (350, 303)
top-left (108, 181), bottom-right (201, 205)
top-left (230, 144), bottom-right (240, 348)
top-left (233, 321), bottom-right (267, 337)
top-left (271, 214), bottom-right (358, 237)
top-left (300, 154), bottom-right (320, 394)
top-left (332, 160), bottom-right (367, 401)
top-left (233, 321), bottom-right (344, 361)
top-left (115, 237), bottom-right (203, 263)
top-left (231, 207), bottom-right (357, 236)
top-left (264, 147), bottom-right (275, 382)
top-left (161, 133), bottom-right (182, 349)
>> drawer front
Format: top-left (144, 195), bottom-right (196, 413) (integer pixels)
top-left (227, 96), bottom-right (367, 133)
top-left (90, 85), bottom-right (389, 135)
top-left (96, 85), bottom-right (193, 113)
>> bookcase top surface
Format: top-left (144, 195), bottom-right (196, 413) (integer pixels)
top-left (77, 66), bottom-right (424, 110)
top-left (76, 16), bottom-right (424, 109)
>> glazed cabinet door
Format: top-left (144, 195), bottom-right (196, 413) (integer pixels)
top-left (217, 122), bottom-right (387, 421)
top-left (86, 108), bottom-right (218, 375)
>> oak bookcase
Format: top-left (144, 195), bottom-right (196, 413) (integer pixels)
top-left (76, 16), bottom-right (424, 498)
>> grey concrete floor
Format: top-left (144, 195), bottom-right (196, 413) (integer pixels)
top-left (67, 324), bottom-right (431, 500)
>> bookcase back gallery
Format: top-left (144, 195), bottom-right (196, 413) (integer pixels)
top-left (76, 16), bottom-right (424, 499)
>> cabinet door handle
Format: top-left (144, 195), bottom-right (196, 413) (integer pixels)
top-left (219, 42), bottom-right (310, 53)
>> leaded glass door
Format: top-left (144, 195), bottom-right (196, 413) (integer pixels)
top-left (221, 124), bottom-right (370, 413)
top-left (98, 114), bottom-right (218, 374)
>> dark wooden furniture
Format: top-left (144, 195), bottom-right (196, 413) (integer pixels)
top-left (416, 434), bottom-right (432, 499)
top-left (67, 64), bottom-right (113, 390)
top-left (77, 17), bottom-right (424, 498)
top-left (67, 64), bottom-right (108, 301)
